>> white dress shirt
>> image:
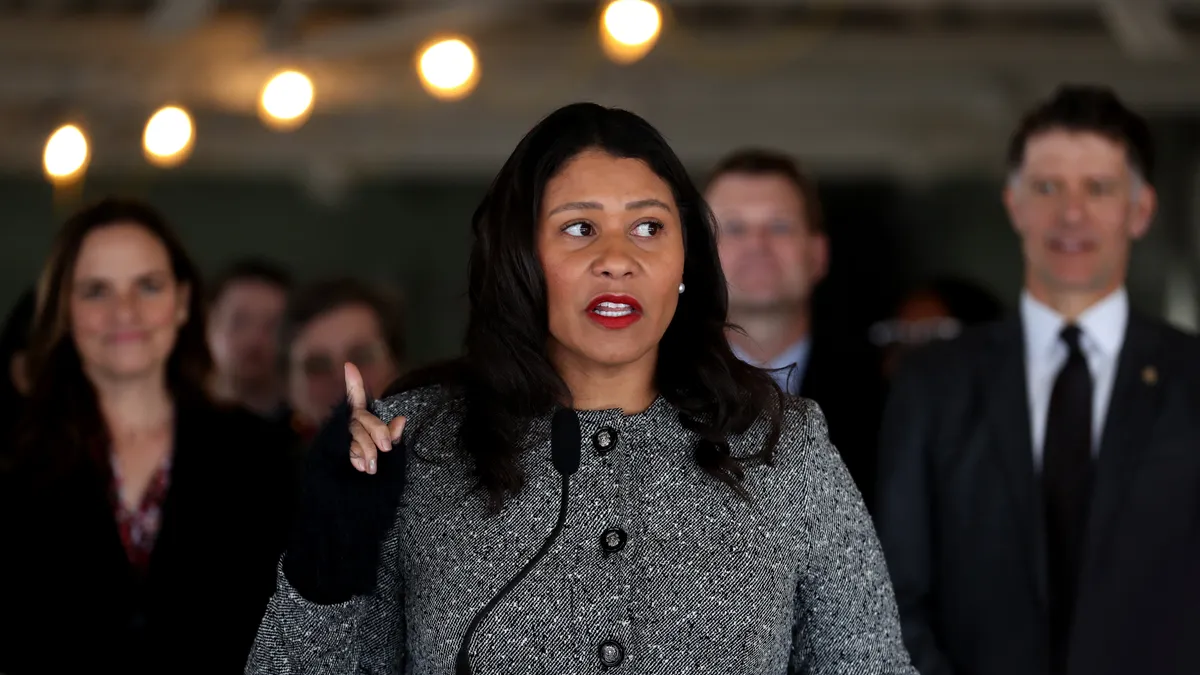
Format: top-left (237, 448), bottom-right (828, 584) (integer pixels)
top-left (1021, 287), bottom-right (1128, 470)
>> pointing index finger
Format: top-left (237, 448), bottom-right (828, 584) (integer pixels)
top-left (345, 362), bottom-right (367, 410)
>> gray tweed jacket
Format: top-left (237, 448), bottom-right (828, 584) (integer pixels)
top-left (245, 386), bottom-right (916, 674)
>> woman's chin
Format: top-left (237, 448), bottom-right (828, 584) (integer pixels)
top-left (89, 357), bottom-right (164, 383)
top-left (575, 343), bottom-right (658, 371)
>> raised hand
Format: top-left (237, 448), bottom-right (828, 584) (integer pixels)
top-left (345, 362), bottom-right (406, 474)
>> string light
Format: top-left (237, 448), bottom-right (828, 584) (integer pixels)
top-left (601, 0), bottom-right (662, 64)
top-left (259, 69), bottom-right (314, 130)
top-left (143, 105), bottom-right (194, 167)
top-left (417, 38), bottom-right (479, 101)
top-left (43, 124), bottom-right (89, 183)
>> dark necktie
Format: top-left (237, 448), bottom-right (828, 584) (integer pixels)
top-left (1042, 324), bottom-right (1094, 674)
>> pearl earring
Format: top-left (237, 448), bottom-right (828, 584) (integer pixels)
top-left (678, 282), bottom-right (686, 294)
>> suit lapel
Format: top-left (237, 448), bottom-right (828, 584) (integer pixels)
top-left (1082, 313), bottom-right (1163, 575)
top-left (76, 461), bottom-right (140, 588)
top-left (982, 318), bottom-right (1047, 606)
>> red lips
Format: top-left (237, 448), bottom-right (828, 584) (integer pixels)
top-left (586, 294), bottom-right (643, 330)
top-left (586, 294), bottom-right (643, 313)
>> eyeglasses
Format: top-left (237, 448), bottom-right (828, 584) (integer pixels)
top-left (294, 342), bottom-right (389, 379)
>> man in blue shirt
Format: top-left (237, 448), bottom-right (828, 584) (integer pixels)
top-left (706, 149), bottom-right (882, 505)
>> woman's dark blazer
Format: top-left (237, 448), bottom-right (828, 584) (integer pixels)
top-left (0, 400), bottom-right (299, 675)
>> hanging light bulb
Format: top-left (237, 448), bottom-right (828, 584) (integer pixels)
top-left (259, 69), bottom-right (314, 130)
top-left (43, 124), bottom-right (89, 183)
top-left (143, 105), bottom-right (194, 167)
top-left (601, 0), bottom-right (662, 64)
top-left (416, 37), bottom-right (479, 101)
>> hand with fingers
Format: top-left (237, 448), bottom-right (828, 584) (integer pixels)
top-left (346, 362), bottom-right (407, 475)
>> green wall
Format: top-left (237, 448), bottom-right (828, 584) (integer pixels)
top-left (0, 169), bottom-right (1183, 366)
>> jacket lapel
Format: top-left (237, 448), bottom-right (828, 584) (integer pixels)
top-left (982, 318), bottom-right (1047, 606)
top-left (1082, 313), bottom-right (1163, 575)
top-left (145, 403), bottom-right (206, 586)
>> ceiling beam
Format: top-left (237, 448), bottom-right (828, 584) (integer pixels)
top-left (2, 16), bottom-right (1193, 64)
top-left (1, 14), bottom-right (1199, 178)
top-left (262, 0), bottom-right (317, 50)
top-left (1097, 0), bottom-right (1190, 59)
top-left (283, 0), bottom-right (516, 59)
top-left (565, 0), bottom-right (1197, 7)
top-left (144, 0), bottom-right (218, 39)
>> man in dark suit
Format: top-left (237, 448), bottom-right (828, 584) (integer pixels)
top-left (876, 84), bottom-right (1200, 675)
top-left (706, 149), bottom-right (883, 506)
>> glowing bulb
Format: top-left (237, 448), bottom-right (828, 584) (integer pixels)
top-left (603, 0), bottom-right (661, 47)
top-left (143, 106), bottom-right (194, 166)
top-left (259, 70), bottom-right (314, 130)
top-left (417, 38), bottom-right (478, 101)
top-left (43, 124), bottom-right (89, 182)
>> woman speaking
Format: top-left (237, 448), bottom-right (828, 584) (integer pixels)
top-left (247, 103), bottom-right (915, 674)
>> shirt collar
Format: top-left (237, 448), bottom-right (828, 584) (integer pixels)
top-left (1020, 286), bottom-right (1128, 359)
top-left (730, 336), bottom-right (812, 372)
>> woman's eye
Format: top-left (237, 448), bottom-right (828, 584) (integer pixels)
top-left (633, 221), bottom-right (663, 237)
top-left (563, 222), bottom-right (595, 237)
top-left (138, 277), bottom-right (165, 294)
top-left (80, 283), bottom-right (108, 299)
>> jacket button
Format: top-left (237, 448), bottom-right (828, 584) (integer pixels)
top-left (597, 639), bottom-right (625, 668)
top-left (592, 427), bottom-right (618, 454)
top-left (600, 527), bottom-right (627, 553)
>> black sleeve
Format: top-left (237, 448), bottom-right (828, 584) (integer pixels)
top-left (281, 401), bottom-right (407, 605)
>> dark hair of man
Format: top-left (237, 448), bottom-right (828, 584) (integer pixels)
top-left (705, 148), bottom-right (825, 234)
top-left (283, 278), bottom-right (406, 368)
top-left (1006, 84), bottom-right (1154, 185)
top-left (207, 258), bottom-right (292, 306)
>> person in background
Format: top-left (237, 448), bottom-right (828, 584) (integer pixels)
top-left (876, 85), bottom-right (1200, 675)
top-left (0, 288), bottom-right (35, 452)
top-left (206, 258), bottom-right (292, 421)
top-left (0, 198), bottom-right (296, 675)
top-left (705, 148), bottom-right (885, 508)
top-left (873, 276), bottom-right (1005, 380)
top-left (284, 277), bottom-right (405, 442)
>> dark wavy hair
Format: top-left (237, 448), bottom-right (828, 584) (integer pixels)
top-left (14, 198), bottom-right (212, 478)
top-left (392, 102), bottom-right (784, 509)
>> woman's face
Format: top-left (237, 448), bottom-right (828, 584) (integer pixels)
top-left (69, 223), bottom-right (189, 385)
top-left (537, 149), bottom-right (686, 376)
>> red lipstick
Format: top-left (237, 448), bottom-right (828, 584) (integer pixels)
top-left (586, 294), bottom-right (643, 330)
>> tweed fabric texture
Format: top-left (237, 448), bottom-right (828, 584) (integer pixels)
top-left (246, 386), bottom-right (916, 674)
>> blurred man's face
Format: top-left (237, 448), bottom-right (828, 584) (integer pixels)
top-left (207, 280), bottom-right (287, 390)
top-left (287, 303), bottom-right (399, 428)
top-left (707, 172), bottom-right (828, 315)
top-left (1004, 129), bottom-right (1155, 305)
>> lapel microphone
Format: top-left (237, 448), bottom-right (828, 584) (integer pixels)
top-left (455, 407), bottom-right (581, 674)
